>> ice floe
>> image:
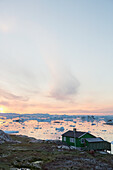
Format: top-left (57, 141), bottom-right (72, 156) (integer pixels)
top-left (56, 127), bottom-right (64, 132)
top-left (4, 130), bottom-right (19, 134)
top-left (70, 125), bottom-right (75, 127)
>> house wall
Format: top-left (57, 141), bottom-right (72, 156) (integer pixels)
top-left (62, 136), bottom-right (75, 146)
top-left (86, 141), bottom-right (111, 151)
top-left (76, 133), bottom-right (95, 147)
top-left (62, 133), bottom-right (95, 147)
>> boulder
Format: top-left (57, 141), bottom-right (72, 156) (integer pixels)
top-left (0, 130), bottom-right (12, 144)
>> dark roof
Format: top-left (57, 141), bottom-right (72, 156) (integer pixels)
top-left (85, 138), bottom-right (104, 143)
top-left (62, 130), bottom-right (86, 138)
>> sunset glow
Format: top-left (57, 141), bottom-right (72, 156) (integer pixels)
top-left (0, 108), bottom-right (4, 113)
top-left (0, 1), bottom-right (113, 115)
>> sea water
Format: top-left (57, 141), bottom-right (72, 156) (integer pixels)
top-left (0, 113), bottom-right (113, 153)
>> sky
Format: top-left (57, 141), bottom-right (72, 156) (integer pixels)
top-left (0, 0), bottom-right (113, 114)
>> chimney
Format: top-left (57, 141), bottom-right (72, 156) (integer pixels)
top-left (73, 128), bottom-right (76, 132)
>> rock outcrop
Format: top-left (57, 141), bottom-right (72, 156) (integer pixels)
top-left (0, 130), bottom-right (12, 144)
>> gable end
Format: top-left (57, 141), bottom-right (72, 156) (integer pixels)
top-left (78, 132), bottom-right (87, 138)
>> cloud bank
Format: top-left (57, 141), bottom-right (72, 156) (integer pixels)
top-left (49, 70), bottom-right (80, 101)
top-left (0, 89), bottom-right (28, 102)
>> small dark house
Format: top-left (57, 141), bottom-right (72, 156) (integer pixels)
top-left (62, 129), bottom-right (111, 151)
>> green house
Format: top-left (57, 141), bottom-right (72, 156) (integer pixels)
top-left (62, 129), bottom-right (111, 151)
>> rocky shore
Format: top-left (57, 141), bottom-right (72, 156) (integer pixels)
top-left (0, 130), bottom-right (113, 170)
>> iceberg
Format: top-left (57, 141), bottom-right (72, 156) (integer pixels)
top-left (91, 123), bottom-right (96, 126)
top-left (56, 127), bottom-right (64, 132)
top-left (4, 130), bottom-right (19, 134)
top-left (70, 125), bottom-right (75, 127)
top-left (105, 119), bottom-right (113, 125)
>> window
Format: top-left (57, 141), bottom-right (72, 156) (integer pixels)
top-left (64, 137), bottom-right (66, 141)
top-left (70, 138), bottom-right (75, 143)
top-left (81, 138), bottom-right (85, 144)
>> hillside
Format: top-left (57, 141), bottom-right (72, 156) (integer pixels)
top-left (0, 131), bottom-right (113, 169)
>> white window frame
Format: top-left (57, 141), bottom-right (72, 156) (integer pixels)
top-left (81, 138), bottom-right (85, 144)
top-left (64, 137), bottom-right (66, 141)
top-left (70, 138), bottom-right (75, 143)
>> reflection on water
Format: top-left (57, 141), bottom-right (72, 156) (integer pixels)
top-left (0, 113), bottom-right (113, 153)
